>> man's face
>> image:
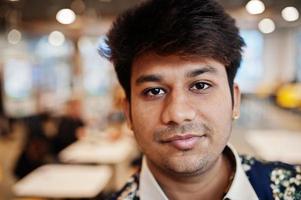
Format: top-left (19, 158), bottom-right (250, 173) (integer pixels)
top-left (125, 54), bottom-right (240, 176)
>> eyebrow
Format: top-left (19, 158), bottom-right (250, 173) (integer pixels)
top-left (185, 66), bottom-right (218, 78)
top-left (136, 74), bottom-right (162, 85)
top-left (135, 65), bottom-right (218, 85)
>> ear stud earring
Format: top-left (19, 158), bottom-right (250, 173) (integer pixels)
top-left (232, 114), bottom-right (240, 120)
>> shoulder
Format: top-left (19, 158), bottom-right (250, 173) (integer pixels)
top-left (240, 155), bottom-right (301, 200)
top-left (107, 172), bottom-right (140, 200)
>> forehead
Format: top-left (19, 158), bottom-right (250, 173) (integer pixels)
top-left (131, 54), bottom-right (227, 79)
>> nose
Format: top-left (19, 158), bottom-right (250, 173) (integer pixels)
top-left (161, 90), bottom-right (196, 125)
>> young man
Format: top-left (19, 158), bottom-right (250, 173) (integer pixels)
top-left (100, 0), bottom-right (301, 199)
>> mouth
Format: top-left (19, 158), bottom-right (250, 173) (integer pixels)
top-left (162, 134), bottom-right (205, 151)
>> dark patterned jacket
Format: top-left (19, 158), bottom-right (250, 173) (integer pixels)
top-left (108, 156), bottom-right (301, 200)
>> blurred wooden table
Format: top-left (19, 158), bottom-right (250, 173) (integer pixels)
top-left (13, 164), bottom-right (112, 199)
top-left (246, 129), bottom-right (301, 164)
top-left (59, 136), bottom-right (136, 164)
top-left (59, 136), bottom-right (137, 189)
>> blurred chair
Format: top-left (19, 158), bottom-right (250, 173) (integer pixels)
top-left (52, 98), bottom-right (85, 154)
top-left (14, 112), bottom-right (56, 179)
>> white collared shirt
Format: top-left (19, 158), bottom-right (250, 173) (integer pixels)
top-left (139, 144), bottom-right (259, 200)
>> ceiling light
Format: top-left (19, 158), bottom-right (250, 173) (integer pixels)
top-left (7, 29), bottom-right (22, 44)
top-left (281, 7), bottom-right (299, 22)
top-left (56, 9), bottom-right (76, 25)
top-left (48, 31), bottom-right (65, 46)
top-left (258, 18), bottom-right (275, 34)
top-left (246, 0), bottom-right (265, 15)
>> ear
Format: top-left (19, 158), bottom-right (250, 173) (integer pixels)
top-left (232, 83), bottom-right (241, 120)
top-left (123, 98), bottom-right (133, 130)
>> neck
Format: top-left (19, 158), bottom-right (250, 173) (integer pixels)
top-left (147, 153), bottom-right (234, 200)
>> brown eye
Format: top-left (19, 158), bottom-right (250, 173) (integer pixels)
top-left (190, 82), bottom-right (211, 92)
top-left (143, 88), bottom-right (166, 96)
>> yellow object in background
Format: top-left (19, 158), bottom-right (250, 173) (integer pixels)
top-left (276, 83), bottom-right (301, 109)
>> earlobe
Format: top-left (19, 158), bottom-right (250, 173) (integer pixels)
top-left (123, 99), bottom-right (133, 130)
top-left (232, 83), bottom-right (241, 120)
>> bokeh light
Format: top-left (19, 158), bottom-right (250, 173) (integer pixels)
top-left (258, 18), bottom-right (275, 34)
top-left (7, 29), bottom-right (22, 44)
top-left (282, 7), bottom-right (299, 22)
top-left (246, 0), bottom-right (265, 15)
top-left (56, 9), bottom-right (76, 25)
top-left (48, 31), bottom-right (65, 46)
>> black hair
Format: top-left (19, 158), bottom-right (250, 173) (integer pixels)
top-left (102, 0), bottom-right (245, 102)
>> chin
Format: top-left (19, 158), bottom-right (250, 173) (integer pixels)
top-left (163, 154), bottom-right (211, 176)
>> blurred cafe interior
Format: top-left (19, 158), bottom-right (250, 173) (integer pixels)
top-left (0, 0), bottom-right (301, 199)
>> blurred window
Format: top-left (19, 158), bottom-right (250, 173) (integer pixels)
top-left (4, 58), bottom-right (33, 99)
top-left (34, 35), bottom-right (73, 99)
top-left (2, 34), bottom-right (74, 116)
top-left (79, 36), bottom-right (115, 96)
top-left (235, 30), bottom-right (264, 93)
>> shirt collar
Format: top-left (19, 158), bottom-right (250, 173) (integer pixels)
top-left (139, 144), bottom-right (259, 200)
top-left (140, 157), bottom-right (169, 200)
top-left (223, 144), bottom-right (259, 200)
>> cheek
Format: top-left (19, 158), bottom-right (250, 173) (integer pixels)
top-left (132, 100), bottom-right (157, 124)
top-left (130, 100), bottom-right (160, 141)
top-left (210, 86), bottom-right (233, 117)
top-left (209, 104), bottom-right (233, 137)
top-left (210, 98), bottom-right (232, 120)
top-left (195, 89), bottom-right (232, 117)
top-left (194, 89), bottom-right (233, 135)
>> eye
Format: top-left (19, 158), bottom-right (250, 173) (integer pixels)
top-left (143, 88), bottom-right (166, 97)
top-left (190, 82), bottom-right (211, 92)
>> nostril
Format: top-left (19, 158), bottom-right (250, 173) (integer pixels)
top-left (166, 121), bottom-right (178, 126)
